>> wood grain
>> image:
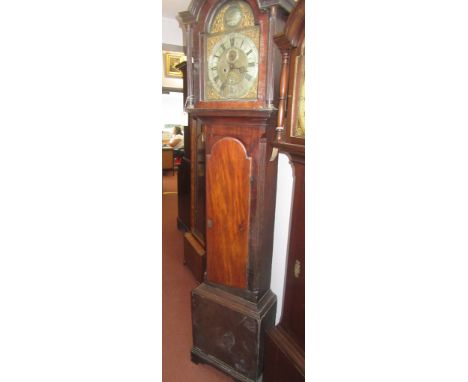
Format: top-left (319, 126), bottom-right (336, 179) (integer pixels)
top-left (191, 283), bottom-right (277, 381)
top-left (206, 137), bottom-right (252, 289)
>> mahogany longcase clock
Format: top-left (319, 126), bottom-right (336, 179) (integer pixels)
top-left (178, 1), bottom-right (295, 381)
top-left (263, 0), bottom-right (305, 381)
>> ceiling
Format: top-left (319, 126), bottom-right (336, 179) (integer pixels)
top-left (162, 0), bottom-right (192, 19)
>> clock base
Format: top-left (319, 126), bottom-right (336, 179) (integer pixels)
top-left (191, 283), bottom-right (277, 382)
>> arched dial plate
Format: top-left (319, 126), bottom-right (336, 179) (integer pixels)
top-left (206, 30), bottom-right (259, 100)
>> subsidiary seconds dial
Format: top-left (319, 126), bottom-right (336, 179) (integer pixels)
top-left (207, 32), bottom-right (259, 99)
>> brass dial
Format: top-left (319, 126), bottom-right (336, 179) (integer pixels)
top-left (293, 51), bottom-right (305, 138)
top-left (207, 32), bottom-right (259, 100)
top-left (295, 74), bottom-right (305, 137)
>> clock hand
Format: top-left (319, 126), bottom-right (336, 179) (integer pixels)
top-left (229, 64), bottom-right (247, 73)
top-left (220, 78), bottom-right (229, 91)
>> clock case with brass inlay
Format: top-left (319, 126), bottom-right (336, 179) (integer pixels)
top-left (178, 1), bottom-right (295, 381)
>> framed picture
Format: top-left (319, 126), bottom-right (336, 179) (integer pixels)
top-left (164, 52), bottom-right (185, 78)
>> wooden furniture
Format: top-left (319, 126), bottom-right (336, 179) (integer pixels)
top-left (175, 61), bottom-right (207, 281)
top-left (162, 147), bottom-right (174, 175)
top-left (183, 116), bottom-right (206, 282)
top-left (179, 1), bottom-right (294, 381)
top-left (175, 61), bottom-right (192, 232)
top-left (263, 1), bottom-right (305, 381)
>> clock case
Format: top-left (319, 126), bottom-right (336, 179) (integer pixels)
top-left (178, 1), bottom-right (295, 381)
top-left (263, 0), bottom-right (305, 381)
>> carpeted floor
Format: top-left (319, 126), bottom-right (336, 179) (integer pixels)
top-left (162, 171), bottom-right (232, 382)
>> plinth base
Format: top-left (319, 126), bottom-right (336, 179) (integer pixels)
top-left (191, 283), bottom-right (277, 382)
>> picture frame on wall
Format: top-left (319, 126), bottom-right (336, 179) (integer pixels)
top-left (162, 48), bottom-right (185, 93)
top-left (164, 52), bottom-right (185, 78)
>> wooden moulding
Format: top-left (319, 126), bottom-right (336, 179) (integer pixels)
top-left (272, 0), bottom-right (304, 50)
top-left (184, 232), bottom-right (206, 283)
top-left (188, 107), bottom-right (277, 119)
top-left (263, 326), bottom-right (305, 382)
top-left (191, 283), bottom-right (277, 382)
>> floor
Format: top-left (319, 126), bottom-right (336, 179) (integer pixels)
top-left (162, 171), bottom-right (232, 382)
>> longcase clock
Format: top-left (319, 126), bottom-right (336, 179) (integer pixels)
top-left (178, 1), bottom-right (295, 381)
top-left (263, 1), bottom-right (305, 381)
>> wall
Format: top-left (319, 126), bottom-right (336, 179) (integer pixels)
top-left (271, 154), bottom-right (294, 323)
top-left (161, 92), bottom-right (184, 126)
top-left (162, 17), bottom-right (183, 46)
top-left (161, 17), bottom-right (185, 127)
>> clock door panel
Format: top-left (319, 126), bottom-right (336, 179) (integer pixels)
top-left (206, 137), bottom-right (251, 289)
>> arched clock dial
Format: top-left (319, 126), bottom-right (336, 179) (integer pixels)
top-left (207, 32), bottom-right (259, 99)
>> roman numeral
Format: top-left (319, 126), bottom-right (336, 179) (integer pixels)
top-left (248, 62), bottom-right (256, 67)
top-left (211, 67), bottom-right (217, 71)
top-left (240, 40), bottom-right (245, 48)
top-left (245, 73), bottom-right (252, 81)
top-left (246, 49), bottom-right (252, 56)
top-left (230, 37), bottom-right (235, 47)
top-left (214, 76), bottom-right (219, 83)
